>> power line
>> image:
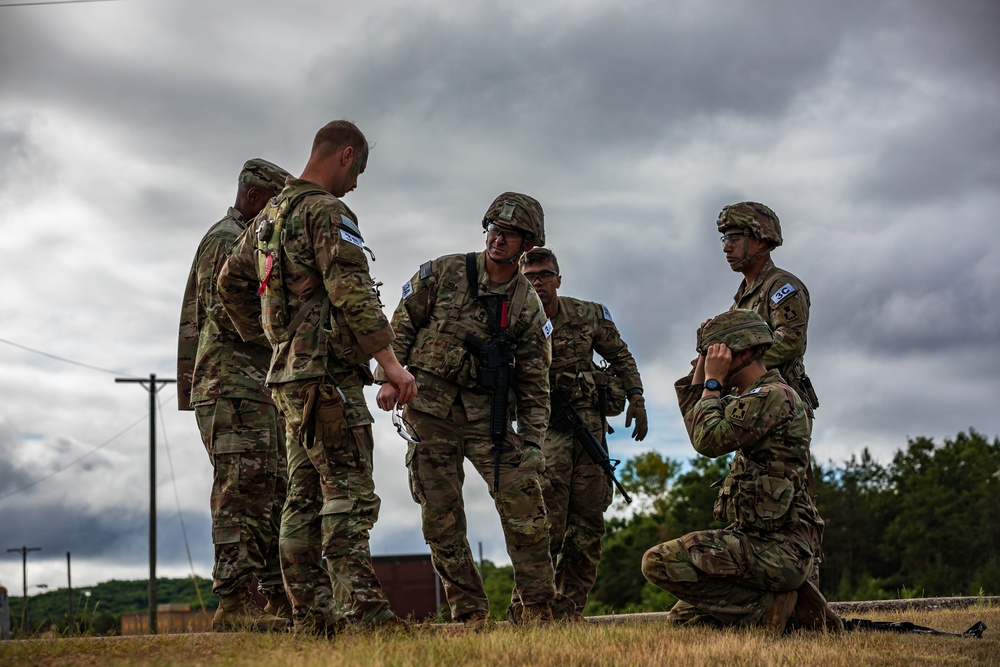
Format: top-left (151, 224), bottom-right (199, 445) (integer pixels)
top-left (155, 391), bottom-right (205, 612)
top-left (0, 336), bottom-right (128, 377)
top-left (0, 397), bottom-right (172, 500)
top-left (0, 0), bottom-right (121, 8)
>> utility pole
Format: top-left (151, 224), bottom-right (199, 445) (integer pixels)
top-left (115, 373), bottom-right (175, 634)
top-left (5, 546), bottom-right (41, 635)
top-left (66, 551), bottom-right (73, 634)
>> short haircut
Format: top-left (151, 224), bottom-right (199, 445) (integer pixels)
top-left (312, 120), bottom-right (368, 164)
top-left (521, 247), bottom-right (560, 273)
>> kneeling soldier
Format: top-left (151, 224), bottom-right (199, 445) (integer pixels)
top-left (641, 310), bottom-right (839, 632)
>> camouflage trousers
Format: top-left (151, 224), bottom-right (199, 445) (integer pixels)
top-left (404, 403), bottom-right (555, 620)
top-left (272, 380), bottom-right (390, 630)
top-left (540, 414), bottom-right (612, 613)
top-left (641, 527), bottom-right (814, 626)
top-left (194, 397), bottom-right (287, 598)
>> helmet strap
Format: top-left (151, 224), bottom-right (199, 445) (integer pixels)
top-left (724, 350), bottom-right (757, 388)
top-left (733, 235), bottom-right (770, 272)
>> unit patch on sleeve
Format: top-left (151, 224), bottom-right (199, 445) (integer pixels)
top-left (339, 214), bottom-right (363, 239)
top-left (601, 304), bottom-right (613, 322)
top-left (771, 283), bottom-right (796, 305)
top-left (542, 319), bottom-right (554, 339)
top-left (340, 228), bottom-right (365, 249)
top-left (401, 280), bottom-right (414, 300)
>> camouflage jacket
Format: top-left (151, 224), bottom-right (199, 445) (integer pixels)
top-left (549, 295), bottom-right (642, 422)
top-left (675, 369), bottom-right (822, 550)
top-left (381, 251), bottom-right (552, 445)
top-left (217, 179), bottom-right (394, 402)
top-left (731, 258), bottom-right (815, 408)
top-left (177, 207), bottom-right (272, 410)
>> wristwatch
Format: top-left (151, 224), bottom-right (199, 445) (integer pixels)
top-left (704, 378), bottom-right (723, 393)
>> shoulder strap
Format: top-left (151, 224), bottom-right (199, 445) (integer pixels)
top-left (465, 252), bottom-right (479, 301)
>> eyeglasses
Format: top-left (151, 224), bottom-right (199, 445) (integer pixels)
top-left (392, 406), bottom-right (421, 444)
top-left (523, 269), bottom-right (559, 283)
top-left (486, 222), bottom-right (525, 242)
top-left (720, 231), bottom-right (749, 246)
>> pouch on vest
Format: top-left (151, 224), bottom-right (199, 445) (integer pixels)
top-left (593, 367), bottom-right (626, 417)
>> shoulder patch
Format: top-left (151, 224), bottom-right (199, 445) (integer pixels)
top-left (339, 214), bottom-right (363, 239)
top-left (419, 260), bottom-right (433, 282)
top-left (340, 228), bottom-right (365, 249)
top-left (402, 280), bottom-right (414, 300)
top-left (728, 393), bottom-right (764, 426)
top-left (542, 319), bottom-right (554, 339)
top-left (601, 304), bottom-right (613, 322)
top-left (771, 283), bottom-right (796, 305)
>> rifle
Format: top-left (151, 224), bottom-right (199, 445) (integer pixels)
top-left (551, 386), bottom-right (632, 504)
top-left (463, 292), bottom-right (514, 493)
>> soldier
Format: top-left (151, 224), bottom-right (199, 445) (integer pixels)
top-left (641, 310), bottom-right (841, 633)
top-left (374, 193), bottom-right (557, 627)
top-left (519, 247), bottom-right (646, 620)
top-left (177, 158), bottom-right (292, 631)
top-left (718, 202), bottom-right (819, 413)
top-left (217, 121), bottom-right (417, 635)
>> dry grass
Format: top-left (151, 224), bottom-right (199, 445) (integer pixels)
top-left (1, 606), bottom-right (996, 667)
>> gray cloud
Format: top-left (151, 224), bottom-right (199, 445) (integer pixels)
top-left (1, 0), bottom-right (998, 586)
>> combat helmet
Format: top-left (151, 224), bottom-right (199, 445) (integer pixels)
top-left (716, 201), bottom-right (782, 248)
top-left (697, 309), bottom-right (774, 354)
top-left (482, 192), bottom-right (545, 246)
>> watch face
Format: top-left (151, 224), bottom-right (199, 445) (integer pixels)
top-left (705, 379), bottom-right (722, 391)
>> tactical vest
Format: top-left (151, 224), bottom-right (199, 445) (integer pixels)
top-left (254, 186), bottom-right (328, 346)
top-left (407, 253), bottom-right (532, 391)
top-left (713, 451), bottom-right (801, 532)
top-left (550, 301), bottom-right (626, 416)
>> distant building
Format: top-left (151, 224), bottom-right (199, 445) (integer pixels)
top-left (120, 604), bottom-right (211, 635)
top-left (121, 553), bottom-right (445, 634)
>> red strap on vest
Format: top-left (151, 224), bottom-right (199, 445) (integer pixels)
top-left (258, 253), bottom-right (274, 295)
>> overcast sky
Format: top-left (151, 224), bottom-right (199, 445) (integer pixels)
top-left (1, 0), bottom-right (998, 596)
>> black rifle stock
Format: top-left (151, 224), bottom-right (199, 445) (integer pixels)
top-left (463, 293), bottom-right (514, 493)
top-left (552, 387), bottom-right (632, 505)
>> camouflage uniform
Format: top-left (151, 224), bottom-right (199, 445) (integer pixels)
top-left (719, 202), bottom-right (818, 411)
top-left (641, 362), bottom-right (823, 627)
top-left (544, 296), bottom-right (642, 613)
top-left (731, 259), bottom-right (815, 411)
top-left (382, 250), bottom-right (556, 621)
top-left (177, 159), bottom-right (290, 600)
top-left (217, 177), bottom-right (394, 631)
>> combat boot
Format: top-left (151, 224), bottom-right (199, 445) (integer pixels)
top-left (759, 590), bottom-right (798, 633)
top-left (263, 592), bottom-right (293, 620)
top-left (792, 581), bottom-right (844, 633)
top-left (213, 589), bottom-right (290, 632)
top-left (518, 603), bottom-right (554, 625)
top-left (459, 609), bottom-right (492, 632)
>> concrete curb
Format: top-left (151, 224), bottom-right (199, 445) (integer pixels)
top-left (584, 596), bottom-right (999, 624)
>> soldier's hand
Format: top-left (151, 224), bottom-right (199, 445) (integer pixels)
top-left (625, 395), bottom-right (648, 441)
top-left (376, 383), bottom-right (399, 411)
top-left (704, 343), bottom-right (732, 382)
top-left (692, 353), bottom-right (707, 384)
top-left (386, 367), bottom-right (417, 405)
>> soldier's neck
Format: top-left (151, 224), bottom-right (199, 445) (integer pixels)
top-left (543, 295), bottom-right (559, 319)
top-left (740, 255), bottom-right (770, 285)
top-left (484, 256), bottom-right (519, 285)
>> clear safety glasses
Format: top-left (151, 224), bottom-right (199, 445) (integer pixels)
top-left (392, 406), bottom-right (421, 444)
